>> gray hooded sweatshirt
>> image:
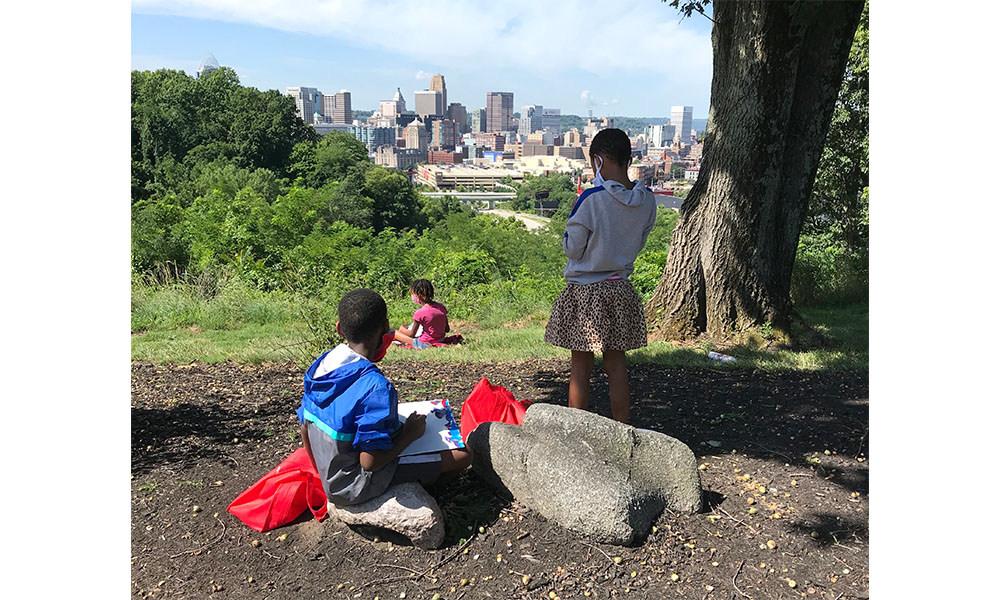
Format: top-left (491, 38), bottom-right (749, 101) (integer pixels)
top-left (562, 180), bottom-right (657, 285)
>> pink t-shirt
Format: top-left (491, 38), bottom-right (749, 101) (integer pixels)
top-left (413, 302), bottom-right (448, 343)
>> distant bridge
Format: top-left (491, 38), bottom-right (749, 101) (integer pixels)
top-left (421, 192), bottom-right (516, 210)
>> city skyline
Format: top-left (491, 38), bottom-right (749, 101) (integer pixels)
top-left (131, 1), bottom-right (713, 118)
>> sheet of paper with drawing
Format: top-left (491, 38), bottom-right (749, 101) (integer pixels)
top-left (397, 399), bottom-right (465, 457)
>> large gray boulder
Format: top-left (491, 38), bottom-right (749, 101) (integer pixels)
top-left (327, 482), bottom-right (445, 549)
top-left (467, 403), bottom-right (701, 545)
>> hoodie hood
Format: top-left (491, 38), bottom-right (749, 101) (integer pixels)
top-left (303, 346), bottom-right (380, 410)
top-left (602, 179), bottom-right (653, 207)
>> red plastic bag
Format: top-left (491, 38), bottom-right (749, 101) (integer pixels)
top-left (459, 377), bottom-right (532, 443)
top-left (227, 448), bottom-right (328, 532)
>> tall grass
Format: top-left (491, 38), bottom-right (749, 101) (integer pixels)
top-left (131, 265), bottom-right (298, 333)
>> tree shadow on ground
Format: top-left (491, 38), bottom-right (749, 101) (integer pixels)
top-left (132, 395), bottom-right (293, 477)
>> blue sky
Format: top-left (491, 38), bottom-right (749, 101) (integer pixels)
top-left (131, 0), bottom-right (713, 118)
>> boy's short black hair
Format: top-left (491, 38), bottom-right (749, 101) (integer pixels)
top-left (588, 128), bottom-right (632, 166)
top-left (338, 288), bottom-right (388, 342)
top-left (410, 279), bottom-right (434, 302)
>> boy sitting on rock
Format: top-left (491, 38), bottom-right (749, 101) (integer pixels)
top-left (298, 288), bottom-right (472, 506)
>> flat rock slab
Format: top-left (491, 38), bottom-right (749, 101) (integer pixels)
top-left (328, 482), bottom-right (445, 549)
top-left (468, 403), bottom-right (702, 545)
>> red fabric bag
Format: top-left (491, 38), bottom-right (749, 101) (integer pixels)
top-left (227, 448), bottom-right (328, 532)
top-left (459, 377), bottom-right (532, 443)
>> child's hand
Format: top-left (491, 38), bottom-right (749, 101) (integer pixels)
top-left (403, 412), bottom-right (427, 441)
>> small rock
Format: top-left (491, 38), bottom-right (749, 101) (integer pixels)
top-left (251, 539), bottom-right (261, 548)
top-left (612, 556), bottom-right (623, 564)
top-left (766, 540), bottom-right (777, 550)
top-left (787, 579), bottom-right (797, 588)
top-left (192, 505), bottom-right (201, 513)
top-left (670, 574), bottom-right (679, 581)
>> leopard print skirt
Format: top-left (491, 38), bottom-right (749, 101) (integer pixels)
top-left (544, 279), bottom-right (648, 352)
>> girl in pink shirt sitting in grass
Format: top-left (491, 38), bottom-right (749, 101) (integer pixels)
top-left (393, 279), bottom-right (449, 349)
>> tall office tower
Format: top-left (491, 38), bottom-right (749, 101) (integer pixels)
top-left (414, 90), bottom-right (443, 119)
top-left (332, 90), bottom-right (352, 124)
top-left (431, 119), bottom-right (457, 150)
top-left (286, 87), bottom-right (322, 124)
top-left (430, 74), bottom-right (447, 113)
top-left (541, 108), bottom-right (561, 134)
top-left (470, 108), bottom-right (486, 133)
top-left (670, 106), bottom-right (693, 145)
top-left (518, 105), bottom-right (543, 137)
top-left (486, 92), bottom-right (514, 132)
top-left (321, 94), bottom-right (338, 118)
top-left (197, 53), bottom-right (219, 79)
top-left (647, 124), bottom-right (665, 147)
top-left (380, 87), bottom-right (406, 118)
top-left (404, 119), bottom-right (428, 153)
top-left (448, 103), bottom-right (468, 134)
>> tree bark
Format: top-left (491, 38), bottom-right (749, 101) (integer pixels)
top-left (646, 0), bottom-right (864, 341)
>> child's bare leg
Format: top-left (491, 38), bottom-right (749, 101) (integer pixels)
top-left (394, 329), bottom-right (415, 344)
top-left (569, 350), bottom-right (594, 411)
top-left (441, 448), bottom-right (472, 473)
top-left (603, 350), bottom-right (630, 424)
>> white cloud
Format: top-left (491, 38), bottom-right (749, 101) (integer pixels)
top-left (415, 70), bottom-right (433, 80)
top-left (132, 0), bottom-right (712, 80)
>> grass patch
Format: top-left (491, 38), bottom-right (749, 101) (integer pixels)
top-left (133, 303), bottom-right (868, 371)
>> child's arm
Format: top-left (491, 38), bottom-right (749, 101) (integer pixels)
top-left (300, 423), bottom-right (319, 474)
top-left (563, 207), bottom-right (592, 260)
top-left (359, 413), bottom-right (426, 472)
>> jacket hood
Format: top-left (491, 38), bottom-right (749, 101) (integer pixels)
top-left (603, 179), bottom-right (653, 207)
top-left (303, 350), bottom-right (379, 409)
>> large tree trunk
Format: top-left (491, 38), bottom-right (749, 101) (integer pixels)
top-left (646, 0), bottom-right (864, 341)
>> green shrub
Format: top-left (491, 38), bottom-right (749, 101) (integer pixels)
top-left (631, 250), bottom-right (668, 302)
top-left (433, 249), bottom-right (498, 290)
top-left (791, 234), bottom-right (868, 306)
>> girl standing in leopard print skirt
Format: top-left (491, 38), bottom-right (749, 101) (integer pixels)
top-left (544, 129), bottom-right (657, 424)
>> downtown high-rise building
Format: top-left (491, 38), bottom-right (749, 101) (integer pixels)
top-left (430, 74), bottom-right (447, 113)
top-left (518, 105), bottom-right (543, 137)
top-left (415, 90), bottom-right (443, 119)
top-left (333, 90), bottom-right (352, 124)
top-left (197, 54), bottom-right (219, 79)
top-left (286, 86), bottom-right (322, 124)
top-left (470, 108), bottom-right (486, 133)
top-left (486, 92), bottom-right (514, 133)
top-left (448, 103), bottom-right (468, 135)
top-left (404, 119), bottom-right (429, 153)
top-left (321, 95), bottom-right (338, 120)
top-left (670, 105), bottom-right (693, 143)
top-left (380, 87), bottom-right (407, 118)
top-left (541, 108), bottom-right (561, 134)
top-left (431, 119), bottom-right (458, 150)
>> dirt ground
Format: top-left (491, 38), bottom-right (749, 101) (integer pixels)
top-left (132, 358), bottom-right (868, 600)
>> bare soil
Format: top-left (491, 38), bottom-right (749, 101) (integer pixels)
top-left (132, 359), bottom-right (868, 599)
